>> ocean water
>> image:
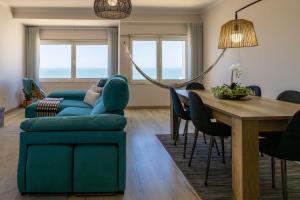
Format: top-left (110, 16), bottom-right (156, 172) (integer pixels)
top-left (40, 68), bottom-right (185, 80)
top-left (39, 68), bottom-right (108, 79)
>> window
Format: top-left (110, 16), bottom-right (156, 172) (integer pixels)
top-left (39, 41), bottom-right (108, 80)
top-left (162, 40), bottom-right (186, 80)
top-left (132, 40), bottom-right (157, 80)
top-left (40, 44), bottom-right (72, 79)
top-left (76, 44), bottom-right (108, 78)
top-left (131, 37), bottom-right (187, 82)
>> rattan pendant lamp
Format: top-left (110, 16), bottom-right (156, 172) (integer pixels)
top-left (218, 0), bottom-right (261, 49)
top-left (94, 0), bottom-right (132, 19)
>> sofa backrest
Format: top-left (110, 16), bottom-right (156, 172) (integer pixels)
top-left (92, 76), bottom-right (129, 115)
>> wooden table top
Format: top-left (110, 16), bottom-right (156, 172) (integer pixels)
top-left (176, 89), bottom-right (300, 120)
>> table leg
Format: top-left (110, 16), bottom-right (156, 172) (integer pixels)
top-left (170, 95), bottom-right (178, 140)
top-left (231, 118), bottom-right (260, 200)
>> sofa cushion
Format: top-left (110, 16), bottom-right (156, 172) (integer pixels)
top-left (60, 100), bottom-right (92, 109)
top-left (20, 114), bottom-right (127, 132)
top-left (91, 99), bottom-right (106, 115)
top-left (57, 107), bottom-right (93, 117)
top-left (25, 100), bottom-right (92, 118)
top-left (102, 77), bottom-right (129, 112)
top-left (48, 90), bottom-right (87, 101)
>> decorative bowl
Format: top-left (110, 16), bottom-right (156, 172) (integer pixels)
top-left (211, 83), bottom-right (252, 100)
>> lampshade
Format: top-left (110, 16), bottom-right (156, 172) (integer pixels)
top-left (94, 0), bottom-right (132, 19)
top-left (218, 19), bottom-right (258, 49)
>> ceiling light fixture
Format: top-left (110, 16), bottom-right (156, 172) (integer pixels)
top-left (94, 0), bottom-right (132, 19)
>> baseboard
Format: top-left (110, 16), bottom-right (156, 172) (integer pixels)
top-left (126, 106), bottom-right (170, 110)
top-left (4, 105), bottom-right (22, 114)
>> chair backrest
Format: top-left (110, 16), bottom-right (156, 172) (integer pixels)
top-left (278, 110), bottom-right (300, 161)
top-left (188, 91), bottom-right (213, 134)
top-left (186, 82), bottom-right (205, 90)
top-left (170, 88), bottom-right (186, 118)
top-left (247, 85), bottom-right (262, 97)
top-left (277, 90), bottom-right (300, 104)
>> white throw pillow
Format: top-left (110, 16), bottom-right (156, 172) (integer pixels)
top-left (84, 89), bottom-right (100, 107)
top-left (89, 84), bottom-right (102, 93)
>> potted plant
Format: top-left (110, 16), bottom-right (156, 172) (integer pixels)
top-left (211, 64), bottom-right (252, 100)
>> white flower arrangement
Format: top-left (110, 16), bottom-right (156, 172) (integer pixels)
top-left (229, 63), bottom-right (243, 84)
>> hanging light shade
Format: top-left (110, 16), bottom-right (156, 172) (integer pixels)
top-left (94, 0), bottom-right (132, 19)
top-left (218, 19), bottom-right (258, 49)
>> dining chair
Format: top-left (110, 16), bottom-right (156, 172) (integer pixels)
top-left (186, 82), bottom-right (205, 90)
top-left (260, 90), bottom-right (300, 189)
top-left (247, 85), bottom-right (262, 97)
top-left (170, 88), bottom-right (192, 158)
top-left (259, 110), bottom-right (300, 200)
top-left (185, 82), bottom-right (207, 144)
top-left (188, 91), bottom-right (231, 186)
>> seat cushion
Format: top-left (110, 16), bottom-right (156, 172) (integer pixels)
top-left (25, 100), bottom-right (92, 118)
top-left (60, 100), bottom-right (92, 109)
top-left (57, 107), bottom-right (92, 117)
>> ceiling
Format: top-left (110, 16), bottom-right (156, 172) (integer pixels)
top-left (0, 0), bottom-right (217, 12)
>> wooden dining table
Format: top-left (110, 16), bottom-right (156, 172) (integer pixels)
top-left (171, 89), bottom-right (300, 200)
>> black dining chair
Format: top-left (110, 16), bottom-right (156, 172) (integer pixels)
top-left (188, 91), bottom-right (231, 186)
top-left (259, 110), bottom-right (300, 200)
top-left (170, 88), bottom-right (192, 158)
top-left (185, 82), bottom-right (207, 144)
top-left (186, 82), bottom-right (205, 90)
top-left (247, 85), bottom-right (262, 97)
top-left (260, 90), bottom-right (300, 189)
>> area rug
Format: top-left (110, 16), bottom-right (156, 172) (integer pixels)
top-left (157, 134), bottom-right (300, 200)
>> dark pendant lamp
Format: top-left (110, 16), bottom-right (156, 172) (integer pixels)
top-left (218, 0), bottom-right (261, 49)
top-left (94, 0), bottom-right (132, 19)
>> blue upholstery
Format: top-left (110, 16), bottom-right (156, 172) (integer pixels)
top-left (57, 107), bottom-right (92, 117)
top-left (25, 75), bottom-right (129, 118)
top-left (19, 75), bottom-right (129, 194)
top-left (48, 90), bottom-right (86, 101)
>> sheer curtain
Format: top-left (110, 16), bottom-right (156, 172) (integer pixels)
top-left (108, 28), bottom-right (119, 76)
top-left (187, 23), bottom-right (203, 80)
top-left (26, 27), bottom-right (40, 84)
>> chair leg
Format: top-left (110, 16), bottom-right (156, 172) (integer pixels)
top-left (280, 159), bottom-right (288, 200)
top-left (271, 157), bottom-right (276, 188)
top-left (183, 120), bottom-right (189, 159)
top-left (188, 129), bottom-right (199, 167)
top-left (174, 118), bottom-right (181, 146)
top-left (203, 133), bottom-right (207, 144)
top-left (213, 138), bottom-right (221, 156)
top-left (205, 136), bottom-right (215, 186)
top-left (220, 137), bottom-right (225, 164)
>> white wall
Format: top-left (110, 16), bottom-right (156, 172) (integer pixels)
top-left (201, 0), bottom-right (300, 98)
top-left (0, 4), bottom-right (25, 111)
top-left (119, 22), bottom-right (188, 107)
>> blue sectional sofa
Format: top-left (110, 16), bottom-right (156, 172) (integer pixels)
top-left (25, 75), bottom-right (129, 118)
top-left (18, 75), bottom-right (129, 194)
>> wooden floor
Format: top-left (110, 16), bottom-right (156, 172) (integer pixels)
top-left (0, 109), bottom-right (201, 200)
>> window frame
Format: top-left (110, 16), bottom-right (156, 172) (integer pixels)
top-left (129, 35), bottom-right (188, 84)
top-left (39, 40), bottom-right (108, 83)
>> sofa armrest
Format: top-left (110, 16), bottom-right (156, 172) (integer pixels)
top-left (20, 114), bottom-right (126, 132)
top-left (47, 90), bottom-right (87, 101)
